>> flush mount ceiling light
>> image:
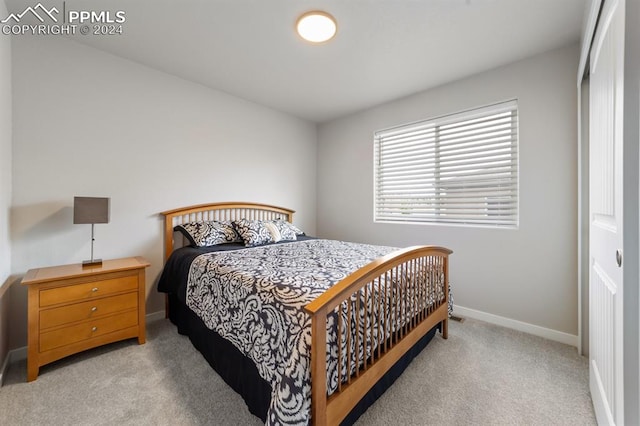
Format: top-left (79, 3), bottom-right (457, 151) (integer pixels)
top-left (296, 11), bottom-right (337, 43)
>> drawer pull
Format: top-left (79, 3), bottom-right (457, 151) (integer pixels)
top-left (91, 287), bottom-right (99, 292)
top-left (91, 306), bottom-right (98, 312)
top-left (92, 326), bottom-right (97, 332)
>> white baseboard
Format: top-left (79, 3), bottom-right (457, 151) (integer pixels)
top-left (9, 346), bottom-right (27, 362)
top-left (0, 348), bottom-right (9, 386)
top-left (146, 310), bottom-right (166, 324)
top-left (0, 311), bottom-right (168, 387)
top-left (453, 305), bottom-right (579, 347)
top-left (0, 345), bottom-right (27, 385)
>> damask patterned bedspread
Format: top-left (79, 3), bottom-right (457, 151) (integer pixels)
top-left (185, 239), bottom-right (447, 425)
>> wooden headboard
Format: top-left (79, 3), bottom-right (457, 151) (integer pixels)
top-left (160, 202), bottom-right (295, 262)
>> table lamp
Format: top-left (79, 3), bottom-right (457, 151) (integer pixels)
top-left (73, 196), bottom-right (110, 266)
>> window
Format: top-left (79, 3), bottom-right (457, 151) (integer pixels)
top-left (374, 100), bottom-right (518, 228)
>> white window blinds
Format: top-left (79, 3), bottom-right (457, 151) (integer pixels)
top-left (374, 100), bottom-right (518, 227)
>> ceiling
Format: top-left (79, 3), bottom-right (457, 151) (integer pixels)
top-left (7, 0), bottom-right (587, 123)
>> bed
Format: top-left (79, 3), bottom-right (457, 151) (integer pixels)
top-left (157, 202), bottom-right (452, 425)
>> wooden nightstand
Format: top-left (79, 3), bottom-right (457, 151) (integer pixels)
top-left (21, 256), bottom-right (150, 382)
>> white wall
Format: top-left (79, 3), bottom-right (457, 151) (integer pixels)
top-left (317, 44), bottom-right (579, 337)
top-left (0, 0), bottom-right (12, 377)
top-left (9, 36), bottom-right (317, 349)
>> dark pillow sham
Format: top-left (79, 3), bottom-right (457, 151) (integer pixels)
top-left (174, 220), bottom-right (242, 247)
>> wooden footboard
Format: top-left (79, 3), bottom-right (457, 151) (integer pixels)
top-left (304, 245), bottom-right (451, 426)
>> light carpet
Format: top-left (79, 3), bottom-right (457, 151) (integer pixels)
top-left (0, 318), bottom-right (595, 425)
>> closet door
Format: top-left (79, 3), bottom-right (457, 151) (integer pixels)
top-left (589, 0), bottom-right (625, 424)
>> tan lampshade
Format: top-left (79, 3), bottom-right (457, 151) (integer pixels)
top-left (73, 197), bottom-right (110, 224)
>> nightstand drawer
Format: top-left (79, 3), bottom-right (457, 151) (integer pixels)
top-left (40, 293), bottom-right (138, 330)
top-left (39, 310), bottom-right (138, 352)
top-left (40, 275), bottom-right (138, 307)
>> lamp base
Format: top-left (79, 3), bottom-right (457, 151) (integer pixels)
top-left (82, 259), bottom-right (103, 267)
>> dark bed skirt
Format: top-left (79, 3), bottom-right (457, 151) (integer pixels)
top-left (168, 294), bottom-right (440, 425)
